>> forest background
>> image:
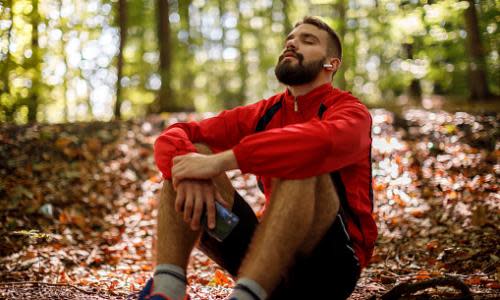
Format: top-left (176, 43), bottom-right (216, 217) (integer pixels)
top-left (1, 1), bottom-right (499, 298)
top-left (0, 0), bottom-right (498, 124)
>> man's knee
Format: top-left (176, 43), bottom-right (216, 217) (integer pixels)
top-left (159, 180), bottom-right (176, 205)
top-left (271, 174), bottom-right (339, 207)
top-left (271, 176), bottom-right (316, 190)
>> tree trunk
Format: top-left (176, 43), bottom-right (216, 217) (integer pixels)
top-left (58, 0), bottom-right (68, 122)
top-left (218, 0), bottom-right (231, 109)
top-left (463, 0), bottom-right (491, 100)
top-left (236, 8), bottom-right (247, 107)
top-left (114, 0), bottom-right (127, 119)
top-left (335, 0), bottom-right (347, 90)
top-left (403, 43), bottom-right (422, 103)
top-left (280, 0), bottom-right (292, 35)
top-left (28, 0), bottom-right (41, 123)
top-left (154, 0), bottom-right (175, 112)
top-left (178, 0), bottom-right (195, 111)
top-left (0, 0), bottom-right (14, 122)
top-left (1, 0), bottom-right (13, 96)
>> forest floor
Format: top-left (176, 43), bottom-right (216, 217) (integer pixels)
top-left (0, 109), bottom-right (498, 299)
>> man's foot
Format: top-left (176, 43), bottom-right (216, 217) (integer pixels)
top-left (138, 278), bottom-right (191, 300)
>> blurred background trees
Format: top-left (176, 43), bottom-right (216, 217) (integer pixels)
top-left (0, 0), bottom-right (498, 123)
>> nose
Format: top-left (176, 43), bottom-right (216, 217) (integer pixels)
top-left (284, 38), bottom-right (297, 50)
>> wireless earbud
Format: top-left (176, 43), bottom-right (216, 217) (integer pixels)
top-left (323, 64), bottom-right (333, 68)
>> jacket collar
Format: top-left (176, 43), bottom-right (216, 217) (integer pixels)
top-left (283, 83), bottom-right (334, 112)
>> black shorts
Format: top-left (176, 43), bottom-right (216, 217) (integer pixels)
top-left (198, 191), bottom-right (361, 300)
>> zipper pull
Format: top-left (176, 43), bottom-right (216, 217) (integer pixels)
top-left (294, 97), bottom-right (298, 112)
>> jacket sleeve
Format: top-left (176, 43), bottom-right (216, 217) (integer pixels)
top-left (154, 101), bottom-right (266, 179)
top-left (232, 101), bottom-right (372, 179)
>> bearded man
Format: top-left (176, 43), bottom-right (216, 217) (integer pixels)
top-left (139, 16), bottom-right (377, 300)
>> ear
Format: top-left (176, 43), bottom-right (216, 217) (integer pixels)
top-left (325, 57), bottom-right (341, 72)
top-left (323, 57), bottom-right (342, 72)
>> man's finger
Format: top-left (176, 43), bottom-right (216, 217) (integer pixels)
top-left (183, 191), bottom-right (194, 223)
top-left (206, 191), bottom-right (216, 229)
top-left (175, 185), bottom-right (185, 213)
top-left (191, 190), bottom-right (204, 231)
top-left (215, 191), bottom-right (230, 209)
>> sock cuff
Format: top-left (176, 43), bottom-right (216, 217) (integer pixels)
top-left (235, 278), bottom-right (268, 300)
top-left (154, 264), bottom-right (187, 283)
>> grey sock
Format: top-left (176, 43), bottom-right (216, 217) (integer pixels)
top-left (152, 264), bottom-right (187, 300)
top-left (228, 277), bottom-right (268, 300)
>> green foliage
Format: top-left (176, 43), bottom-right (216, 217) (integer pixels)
top-left (0, 0), bottom-right (497, 123)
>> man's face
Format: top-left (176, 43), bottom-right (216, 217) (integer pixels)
top-left (275, 24), bottom-right (330, 86)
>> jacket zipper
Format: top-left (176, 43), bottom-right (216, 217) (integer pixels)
top-left (294, 96), bottom-right (298, 112)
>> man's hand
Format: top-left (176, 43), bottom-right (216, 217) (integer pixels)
top-left (175, 179), bottom-right (228, 230)
top-left (171, 150), bottom-right (238, 188)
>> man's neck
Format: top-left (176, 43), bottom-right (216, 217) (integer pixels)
top-left (287, 78), bottom-right (331, 97)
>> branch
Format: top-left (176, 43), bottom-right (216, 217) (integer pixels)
top-left (381, 276), bottom-right (473, 300)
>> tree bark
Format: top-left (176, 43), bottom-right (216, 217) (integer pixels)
top-left (463, 0), bottom-right (491, 100)
top-left (114, 0), bottom-right (127, 119)
top-left (154, 0), bottom-right (175, 112)
top-left (403, 42), bottom-right (422, 103)
top-left (0, 0), bottom-right (14, 122)
top-left (28, 0), bottom-right (41, 123)
top-left (1, 0), bottom-right (13, 96)
top-left (335, 0), bottom-right (347, 90)
top-left (236, 8), bottom-right (247, 107)
top-left (57, 0), bottom-right (69, 122)
top-left (280, 0), bottom-right (292, 35)
top-left (178, 0), bottom-right (195, 111)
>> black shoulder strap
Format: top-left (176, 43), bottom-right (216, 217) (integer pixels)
top-left (317, 103), bottom-right (327, 119)
top-left (255, 96), bottom-right (283, 132)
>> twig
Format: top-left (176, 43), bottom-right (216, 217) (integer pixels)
top-left (86, 245), bottom-right (99, 266)
top-left (380, 276), bottom-right (473, 300)
top-left (0, 281), bottom-right (97, 295)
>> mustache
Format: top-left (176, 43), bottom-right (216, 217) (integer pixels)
top-left (278, 50), bottom-right (304, 63)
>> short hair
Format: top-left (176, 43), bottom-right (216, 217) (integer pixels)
top-left (294, 16), bottom-right (342, 60)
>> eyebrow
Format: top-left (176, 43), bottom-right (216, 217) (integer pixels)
top-left (285, 32), bottom-right (321, 43)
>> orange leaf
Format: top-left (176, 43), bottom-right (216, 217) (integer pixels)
top-left (108, 280), bottom-right (119, 291)
top-left (213, 269), bottom-right (231, 286)
top-left (464, 276), bottom-right (481, 285)
top-left (55, 137), bottom-right (72, 149)
top-left (58, 271), bottom-right (68, 283)
top-left (486, 282), bottom-right (500, 289)
top-left (426, 240), bottom-right (439, 251)
top-left (150, 175), bottom-right (161, 183)
top-left (141, 264), bottom-right (153, 271)
top-left (415, 270), bottom-right (431, 280)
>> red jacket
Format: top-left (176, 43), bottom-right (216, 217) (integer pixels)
top-left (154, 83), bottom-right (377, 268)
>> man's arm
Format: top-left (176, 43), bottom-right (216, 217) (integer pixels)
top-left (171, 150), bottom-right (238, 187)
top-left (154, 100), bottom-right (267, 179)
top-left (232, 101), bottom-right (372, 178)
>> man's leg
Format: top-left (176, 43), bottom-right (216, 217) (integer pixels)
top-left (152, 144), bottom-right (236, 299)
top-left (156, 143), bottom-right (236, 268)
top-left (236, 174), bottom-right (340, 295)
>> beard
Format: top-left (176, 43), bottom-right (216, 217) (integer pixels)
top-left (274, 52), bottom-right (326, 85)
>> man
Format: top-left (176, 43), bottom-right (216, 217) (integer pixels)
top-left (139, 16), bottom-right (377, 300)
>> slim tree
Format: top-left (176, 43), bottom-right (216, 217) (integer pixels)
top-left (403, 42), bottom-right (422, 102)
top-left (178, 0), bottom-right (195, 110)
top-left (27, 0), bottom-right (41, 122)
top-left (0, 0), bottom-right (14, 121)
top-left (335, 0), bottom-right (347, 90)
top-left (463, 0), bottom-right (491, 100)
top-left (114, 0), bottom-right (127, 119)
top-left (154, 0), bottom-right (175, 112)
top-left (236, 7), bottom-right (248, 107)
top-left (280, 0), bottom-right (292, 35)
